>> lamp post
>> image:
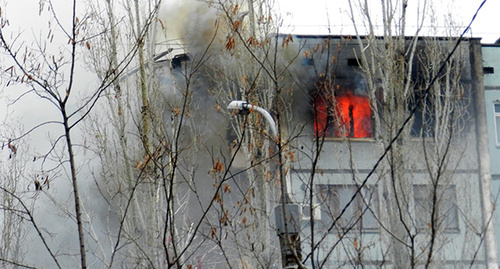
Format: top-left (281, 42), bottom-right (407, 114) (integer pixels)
top-left (227, 100), bottom-right (302, 268)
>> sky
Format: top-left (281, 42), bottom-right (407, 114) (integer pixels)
top-left (279, 0), bottom-right (500, 43)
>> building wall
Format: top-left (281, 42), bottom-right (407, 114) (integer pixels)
top-left (484, 45), bottom-right (500, 89)
top-left (287, 36), bottom-right (488, 266)
top-left (484, 45), bottom-right (500, 174)
top-left (483, 44), bottom-right (500, 262)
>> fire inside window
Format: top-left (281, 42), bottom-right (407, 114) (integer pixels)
top-left (314, 90), bottom-right (372, 138)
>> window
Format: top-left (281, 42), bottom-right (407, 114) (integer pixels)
top-left (483, 67), bottom-right (494, 74)
top-left (494, 103), bottom-right (500, 146)
top-left (413, 185), bottom-right (459, 231)
top-left (317, 184), bottom-right (379, 232)
top-left (313, 85), bottom-right (373, 138)
top-left (347, 58), bottom-right (361, 67)
top-left (410, 88), bottom-right (435, 137)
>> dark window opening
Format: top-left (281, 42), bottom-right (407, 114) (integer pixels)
top-left (408, 43), bottom-right (465, 138)
top-left (314, 86), bottom-right (372, 138)
top-left (484, 67), bottom-right (495, 74)
top-left (347, 58), bottom-right (361, 67)
top-left (410, 90), bottom-right (435, 138)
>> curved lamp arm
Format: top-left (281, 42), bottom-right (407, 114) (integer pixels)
top-left (227, 100), bottom-right (277, 138)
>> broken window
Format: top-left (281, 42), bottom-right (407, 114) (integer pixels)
top-left (313, 85), bottom-right (373, 138)
top-left (414, 185), bottom-right (459, 231)
top-left (317, 184), bottom-right (379, 232)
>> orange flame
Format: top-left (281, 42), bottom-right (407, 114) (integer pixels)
top-left (314, 91), bottom-right (372, 138)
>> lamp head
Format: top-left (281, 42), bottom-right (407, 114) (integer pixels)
top-left (227, 100), bottom-right (250, 115)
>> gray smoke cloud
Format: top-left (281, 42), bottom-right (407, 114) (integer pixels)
top-left (159, 0), bottom-right (223, 59)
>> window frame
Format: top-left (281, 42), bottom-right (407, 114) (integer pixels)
top-left (313, 88), bottom-right (374, 139)
top-left (413, 184), bottom-right (459, 233)
top-left (493, 102), bottom-right (500, 146)
top-left (409, 87), bottom-right (436, 138)
top-left (316, 184), bottom-right (379, 233)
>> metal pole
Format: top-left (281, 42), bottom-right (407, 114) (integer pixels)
top-left (228, 100), bottom-right (302, 268)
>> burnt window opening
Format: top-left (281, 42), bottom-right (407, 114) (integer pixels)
top-left (484, 67), bottom-right (495, 74)
top-left (313, 85), bottom-right (373, 138)
top-left (317, 184), bottom-right (379, 232)
top-left (407, 40), bottom-right (468, 138)
top-left (410, 89), bottom-right (436, 138)
top-left (409, 67), bottom-right (462, 138)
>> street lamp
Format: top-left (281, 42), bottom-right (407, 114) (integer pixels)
top-left (227, 100), bottom-right (278, 138)
top-left (227, 100), bottom-right (302, 268)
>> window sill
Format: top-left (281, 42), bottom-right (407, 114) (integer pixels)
top-left (409, 137), bottom-right (436, 141)
top-left (326, 228), bottom-right (380, 234)
top-left (416, 228), bottom-right (460, 234)
top-left (314, 137), bottom-right (376, 143)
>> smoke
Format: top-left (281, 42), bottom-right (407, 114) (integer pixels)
top-left (159, 0), bottom-right (224, 58)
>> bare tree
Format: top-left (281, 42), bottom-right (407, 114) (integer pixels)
top-left (1, 0), bottom-right (494, 268)
top-left (0, 125), bottom-right (34, 268)
top-left (0, 0), bottom-right (160, 267)
top-left (277, 0), bottom-right (495, 268)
